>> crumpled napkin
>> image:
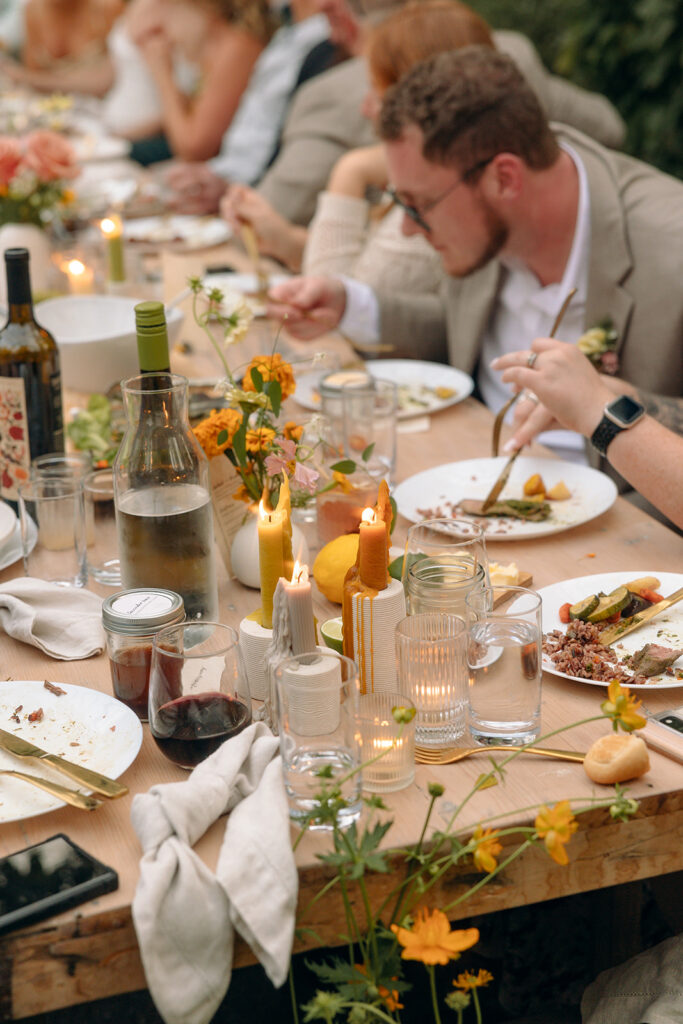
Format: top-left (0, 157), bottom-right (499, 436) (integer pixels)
top-left (581, 934), bottom-right (683, 1023)
top-left (131, 722), bottom-right (297, 1024)
top-left (0, 577), bottom-right (105, 659)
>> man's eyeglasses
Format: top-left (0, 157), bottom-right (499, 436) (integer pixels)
top-left (386, 156), bottom-right (493, 232)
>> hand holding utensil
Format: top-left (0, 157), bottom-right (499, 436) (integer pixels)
top-left (482, 287), bottom-right (577, 512)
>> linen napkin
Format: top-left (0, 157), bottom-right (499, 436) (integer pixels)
top-left (0, 577), bottom-right (105, 659)
top-left (581, 934), bottom-right (683, 1023)
top-left (131, 722), bottom-right (297, 1024)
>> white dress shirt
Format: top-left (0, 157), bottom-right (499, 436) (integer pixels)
top-left (339, 144), bottom-right (592, 461)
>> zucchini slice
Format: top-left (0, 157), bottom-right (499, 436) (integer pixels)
top-left (569, 594), bottom-right (600, 620)
top-left (586, 586), bottom-right (630, 623)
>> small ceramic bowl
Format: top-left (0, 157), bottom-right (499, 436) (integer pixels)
top-left (35, 295), bottom-right (184, 393)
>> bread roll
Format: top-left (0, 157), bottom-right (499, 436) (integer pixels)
top-left (583, 733), bottom-right (650, 784)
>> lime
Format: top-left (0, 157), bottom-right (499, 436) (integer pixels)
top-left (321, 617), bottom-right (344, 654)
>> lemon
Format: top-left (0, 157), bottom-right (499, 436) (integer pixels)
top-left (313, 533), bottom-right (359, 604)
top-left (321, 617), bottom-right (344, 654)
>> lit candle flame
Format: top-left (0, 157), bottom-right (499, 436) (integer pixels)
top-left (258, 499), bottom-right (269, 521)
top-left (66, 258), bottom-right (86, 278)
top-left (100, 214), bottom-right (122, 238)
top-left (291, 560), bottom-right (308, 585)
top-left (361, 507), bottom-right (376, 524)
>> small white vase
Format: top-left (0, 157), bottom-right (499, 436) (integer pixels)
top-left (230, 514), bottom-right (309, 589)
top-left (0, 223), bottom-right (53, 304)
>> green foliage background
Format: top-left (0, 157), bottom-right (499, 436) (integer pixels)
top-left (470, 0), bottom-right (683, 179)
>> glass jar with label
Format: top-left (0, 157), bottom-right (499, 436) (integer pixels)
top-left (102, 588), bottom-right (185, 720)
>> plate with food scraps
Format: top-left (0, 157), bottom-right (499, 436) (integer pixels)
top-left (394, 456), bottom-right (617, 539)
top-left (294, 360), bottom-right (474, 420)
top-left (0, 681), bottom-right (142, 823)
top-left (0, 513), bottom-right (37, 572)
top-left (123, 216), bottom-right (232, 250)
top-left (539, 572), bottom-right (683, 689)
top-left (0, 500), bottom-right (16, 549)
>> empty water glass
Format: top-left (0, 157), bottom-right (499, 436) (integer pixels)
top-left (18, 477), bottom-right (87, 587)
top-left (396, 613), bottom-right (467, 747)
top-left (320, 374), bottom-right (398, 484)
top-left (274, 650), bottom-right (362, 829)
top-left (466, 587), bottom-right (543, 746)
top-left (31, 451), bottom-right (92, 481)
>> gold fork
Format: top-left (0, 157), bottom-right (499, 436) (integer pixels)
top-left (490, 287), bottom-right (577, 458)
top-left (415, 744), bottom-right (585, 766)
top-left (0, 769), bottom-right (101, 810)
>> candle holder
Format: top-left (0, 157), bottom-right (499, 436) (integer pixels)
top-left (358, 691), bottom-right (415, 792)
top-left (346, 576), bottom-right (406, 694)
top-left (238, 616), bottom-right (272, 701)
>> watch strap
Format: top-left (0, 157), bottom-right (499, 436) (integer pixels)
top-left (590, 416), bottom-right (624, 456)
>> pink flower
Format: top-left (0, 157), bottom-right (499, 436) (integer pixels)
top-left (293, 462), bottom-right (319, 493)
top-left (22, 131), bottom-right (78, 182)
top-left (0, 137), bottom-right (22, 186)
top-left (600, 351), bottom-right (619, 376)
top-left (264, 437), bottom-right (297, 477)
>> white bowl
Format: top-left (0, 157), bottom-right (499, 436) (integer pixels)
top-left (35, 295), bottom-right (184, 393)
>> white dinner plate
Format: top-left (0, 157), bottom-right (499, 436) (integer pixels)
top-left (0, 680), bottom-right (143, 823)
top-left (0, 514), bottom-right (37, 571)
top-left (539, 572), bottom-right (683, 689)
top-left (0, 501), bottom-right (15, 549)
top-left (294, 360), bottom-right (474, 420)
top-left (394, 456), bottom-right (618, 540)
top-left (202, 272), bottom-right (290, 317)
top-left (124, 216), bottom-right (232, 250)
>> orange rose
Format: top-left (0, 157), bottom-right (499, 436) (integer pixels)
top-left (0, 137), bottom-right (22, 186)
top-left (22, 131), bottom-right (78, 182)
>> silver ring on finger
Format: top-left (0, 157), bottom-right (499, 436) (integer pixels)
top-left (522, 389), bottom-right (540, 404)
top-left (526, 351), bottom-right (538, 368)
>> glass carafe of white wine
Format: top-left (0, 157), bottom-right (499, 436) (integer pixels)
top-left (113, 371), bottom-right (218, 621)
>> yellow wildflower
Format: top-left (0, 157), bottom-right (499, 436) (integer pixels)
top-left (601, 679), bottom-right (647, 732)
top-left (391, 908), bottom-right (479, 966)
top-left (233, 484), bottom-right (252, 504)
top-left (242, 353), bottom-right (295, 399)
top-left (332, 470), bottom-right (354, 493)
top-left (354, 965), bottom-right (403, 1012)
top-left (193, 408), bottom-right (242, 458)
top-left (453, 969), bottom-right (494, 991)
top-left (283, 420), bottom-right (304, 442)
top-left (245, 427), bottom-right (276, 453)
top-left (535, 800), bottom-right (578, 866)
top-left (472, 825), bottom-right (502, 874)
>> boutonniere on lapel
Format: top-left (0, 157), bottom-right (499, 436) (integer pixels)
top-left (577, 318), bottom-right (619, 375)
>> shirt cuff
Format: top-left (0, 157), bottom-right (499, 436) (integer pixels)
top-left (337, 275), bottom-right (380, 348)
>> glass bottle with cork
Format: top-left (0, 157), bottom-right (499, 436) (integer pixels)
top-left (0, 248), bottom-right (63, 504)
top-left (113, 301), bottom-right (219, 621)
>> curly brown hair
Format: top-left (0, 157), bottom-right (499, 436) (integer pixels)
top-left (379, 46), bottom-right (559, 177)
top-left (366, 0), bottom-right (494, 92)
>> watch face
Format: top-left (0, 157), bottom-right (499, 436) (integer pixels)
top-left (606, 394), bottom-right (645, 428)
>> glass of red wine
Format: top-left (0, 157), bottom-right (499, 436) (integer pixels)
top-left (149, 622), bottom-right (252, 769)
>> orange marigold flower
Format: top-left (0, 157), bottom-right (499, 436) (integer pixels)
top-left (332, 470), bottom-right (353, 493)
top-left (233, 483), bottom-right (252, 503)
top-left (242, 353), bottom-right (295, 399)
top-left (472, 825), bottom-right (502, 874)
top-left (245, 427), bottom-right (276, 453)
top-left (453, 969), bottom-right (494, 991)
top-left (193, 408), bottom-right (242, 458)
top-left (282, 420), bottom-right (303, 442)
top-left (601, 679), bottom-right (647, 733)
top-left (391, 908), bottom-right (479, 966)
top-left (353, 965), bottom-right (403, 1012)
top-left (535, 800), bottom-right (579, 866)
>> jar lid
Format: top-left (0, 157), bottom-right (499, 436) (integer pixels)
top-left (102, 588), bottom-right (185, 636)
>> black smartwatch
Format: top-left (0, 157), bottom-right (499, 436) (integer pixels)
top-left (590, 394), bottom-right (646, 456)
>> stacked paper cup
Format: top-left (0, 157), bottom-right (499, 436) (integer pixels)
top-left (239, 617), bottom-right (272, 700)
top-left (280, 649), bottom-right (342, 735)
top-left (347, 577), bottom-right (406, 694)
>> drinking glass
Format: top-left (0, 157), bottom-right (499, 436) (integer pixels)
top-left (465, 587), bottom-right (543, 746)
top-left (320, 374), bottom-right (398, 484)
top-left (406, 558), bottom-right (488, 618)
top-left (274, 650), bottom-right (362, 829)
top-left (18, 477), bottom-right (87, 587)
top-left (149, 622), bottom-right (252, 770)
top-left (401, 518), bottom-right (488, 595)
top-left (396, 613), bottom-right (467, 747)
top-left (358, 691), bottom-right (416, 792)
top-left (83, 468), bottom-right (121, 586)
top-left (31, 451), bottom-right (92, 481)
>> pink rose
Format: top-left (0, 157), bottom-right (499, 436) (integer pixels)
top-left (600, 351), bottom-right (619, 376)
top-left (0, 137), bottom-right (23, 186)
top-left (21, 131), bottom-right (78, 182)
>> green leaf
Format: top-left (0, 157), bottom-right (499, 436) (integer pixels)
top-left (216, 428), bottom-right (228, 446)
top-left (250, 367), bottom-right (264, 391)
top-left (330, 459), bottom-right (357, 474)
top-left (265, 378), bottom-right (282, 417)
top-left (232, 416), bottom-right (248, 465)
top-left (361, 442), bottom-right (375, 462)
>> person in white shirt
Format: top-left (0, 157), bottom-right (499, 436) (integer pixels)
top-left (268, 46), bottom-right (683, 473)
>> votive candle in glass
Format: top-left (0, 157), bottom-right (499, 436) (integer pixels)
top-left (358, 691), bottom-right (415, 792)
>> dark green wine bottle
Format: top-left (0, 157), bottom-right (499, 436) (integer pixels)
top-left (0, 248), bottom-right (64, 502)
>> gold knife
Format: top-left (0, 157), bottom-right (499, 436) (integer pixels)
top-left (0, 770), bottom-right (101, 811)
top-left (599, 586), bottom-right (683, 646)
top-left (0, 728), bottom-right (128, 798)
top-left (480, 449), bottom-right (522, 513)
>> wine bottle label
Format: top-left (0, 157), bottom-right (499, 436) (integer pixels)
top-left (0, 376), bottom-right (30, 500)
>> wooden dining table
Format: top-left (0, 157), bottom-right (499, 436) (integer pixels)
top-left (1, 240), bottom-right (682, 1021)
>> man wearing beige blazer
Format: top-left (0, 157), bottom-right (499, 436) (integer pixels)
top-left (258, 29), bottom-right (625, 227)
top-left (268, 48), bottom-right (682, 489)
